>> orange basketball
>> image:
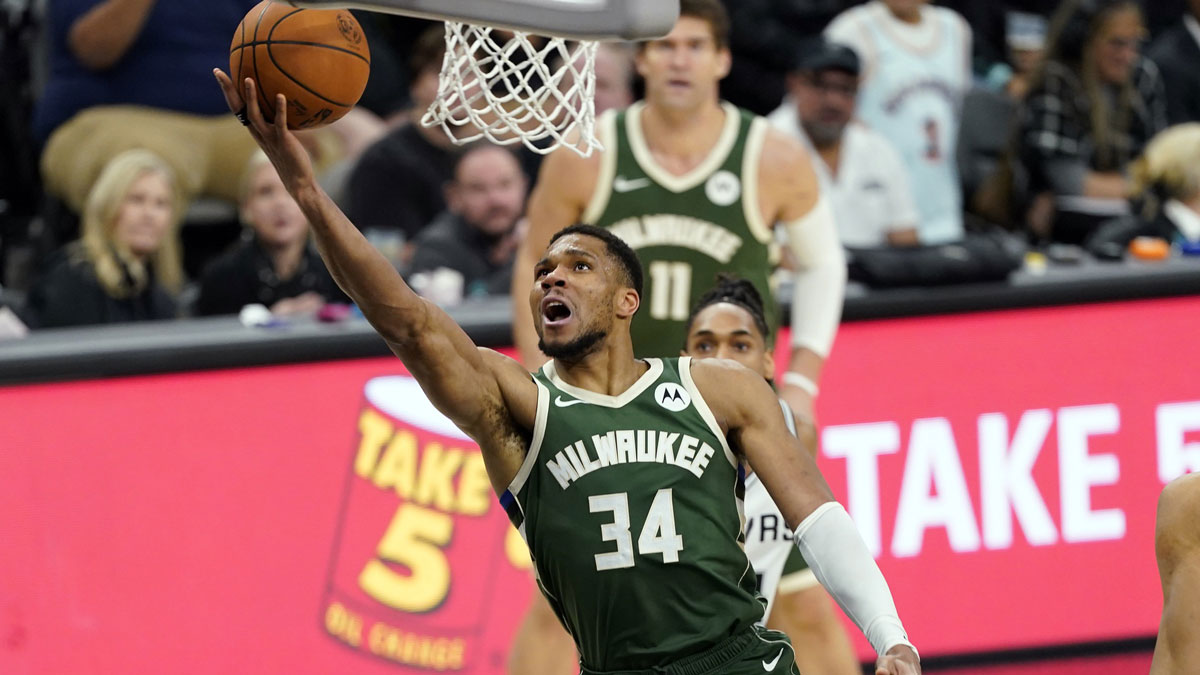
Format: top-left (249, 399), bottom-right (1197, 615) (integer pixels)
top-left (230, 1), bottom-right (370, 129)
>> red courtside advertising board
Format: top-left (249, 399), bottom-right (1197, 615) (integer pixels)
top-left (2, 296), bottom-right (1197, 673)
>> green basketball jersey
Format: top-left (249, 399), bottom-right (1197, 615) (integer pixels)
top-left (501, 357), bottom-right (763, 671)
top-left (583, 102), bottom-right (779, 358)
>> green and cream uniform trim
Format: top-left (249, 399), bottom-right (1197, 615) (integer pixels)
top-left (500, 357), bottom-right (765, 671)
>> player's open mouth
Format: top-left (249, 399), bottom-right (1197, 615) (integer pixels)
top-left (542, 299), bottom-right (573, 327)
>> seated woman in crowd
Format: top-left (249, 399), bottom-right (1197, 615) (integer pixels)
top-left (23, 149), bottom-right (183, 328)
top-left (1014, 0), bottom-right (1167, 244)
top-left (1086, 123), bottom-right (1200, 258)
top-left (194, 152), bottom-right (344, 317)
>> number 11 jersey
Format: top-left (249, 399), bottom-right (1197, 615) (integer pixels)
top-left (501, 357), bottom-right (763, 671)
top-left (582, 102), bottom-right (778, 358)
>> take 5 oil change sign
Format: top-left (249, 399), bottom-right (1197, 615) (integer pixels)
top-left (322, 375), bottom-right (532, 670)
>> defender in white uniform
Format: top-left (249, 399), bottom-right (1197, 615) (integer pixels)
top-left (683, 275), bottom-right (860, 675)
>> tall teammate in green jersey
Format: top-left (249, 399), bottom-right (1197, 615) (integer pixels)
top-left (582, 101), bottom-right (777, 354)
top-left (511, 0), bottom-right (847, 430)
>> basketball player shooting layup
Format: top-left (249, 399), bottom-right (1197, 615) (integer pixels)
top-left (212, 69), bottom-right (918, 675)
top-left (509, 2), bottom-right (850, 670)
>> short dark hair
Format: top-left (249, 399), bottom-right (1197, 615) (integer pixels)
top-left (450, 141), bottom-right (521, 181)
top-left (548, 224), bottom-right (643, 297)
top-left (683, 274), bottom-right (771, 347)
top-left (638, 0), bottom-right (730, 51)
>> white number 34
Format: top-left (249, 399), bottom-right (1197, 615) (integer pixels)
top-left (589, 488), bottom-right (684, 571)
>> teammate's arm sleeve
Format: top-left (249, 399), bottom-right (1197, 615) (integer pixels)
top-left (794, 502), bottom-right (917, 659)
top-left (784, 195), bottom-right (846, 357)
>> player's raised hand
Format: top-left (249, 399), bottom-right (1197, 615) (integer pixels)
top-left (212, 69), bottom-right (317, 196)
top-left (875, 644), bottom-right (920, 674)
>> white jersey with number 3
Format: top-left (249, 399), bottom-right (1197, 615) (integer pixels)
top-left (826, 0), bottom-right (971, 244)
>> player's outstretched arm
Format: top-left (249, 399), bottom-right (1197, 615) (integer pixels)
top-left (214, 71), bottom-right (532, 458)
top-left (510, 145), bottom-right (598, 367)
top-left (692, 359), bottom-right (919, 674)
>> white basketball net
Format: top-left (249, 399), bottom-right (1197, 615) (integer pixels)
top-left (421, 22), bottom-right (601, 157)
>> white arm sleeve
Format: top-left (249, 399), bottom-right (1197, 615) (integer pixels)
top-left (784, 195), bottom-right (846, 357)
top-left (795, 502), bottom-right (917, 659)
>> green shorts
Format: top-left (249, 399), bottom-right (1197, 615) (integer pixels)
top-left (578, 625), bottom-right (798, 675)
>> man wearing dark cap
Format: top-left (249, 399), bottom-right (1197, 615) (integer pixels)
top-left (769, 39), bottom-right (920, 249)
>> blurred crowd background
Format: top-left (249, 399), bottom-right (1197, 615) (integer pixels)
top-left (1, 0), bottom-right (1199, 334)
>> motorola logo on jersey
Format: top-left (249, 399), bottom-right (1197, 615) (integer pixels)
top-left (705, 170), bottom-right (741, 206)
top-left (655, 383), bottom-right (691, 412)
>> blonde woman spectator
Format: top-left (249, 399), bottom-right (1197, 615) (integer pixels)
top-left (1086, 123), bottom-right (1200, 257)
top-left (23, 149), bottom-right (183, 328)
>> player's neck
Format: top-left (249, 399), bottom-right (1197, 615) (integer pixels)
top-left (638, 100), bottom-right (727, 173)
top-left (552, 338), bottom-right (647, 397)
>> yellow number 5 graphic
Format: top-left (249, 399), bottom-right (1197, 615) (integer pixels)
top-left (359, 503), bottom-right (453, 612)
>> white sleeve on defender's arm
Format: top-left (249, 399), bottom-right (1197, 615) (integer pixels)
top-left (784, 195), bottom-right (846, 357)
top-left (794, 501), bottom-right (918, 659)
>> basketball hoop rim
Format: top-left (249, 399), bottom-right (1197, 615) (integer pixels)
top-left (280, 0), bottom-right (678, 41)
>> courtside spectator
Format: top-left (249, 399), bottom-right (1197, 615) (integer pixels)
top-left (22, 149), bottom-right (182, 328)
top-left (343, 25), bottom-right (458, 266)
top-left (940, 1), bottom-right (1054, 79)
top-left (769, 39), bottom-right (920, 248)
top-left (194, 152), bottom-right (344, 317)
top-left (1147, 0), bottom-right (1200, 125)
top-left (825, 0), bottom-right (972, 244)
top-left (959, 13), bottom-right (1047, 211)
top-left (405, 144), bottom-right (527, 302)
top-left (35, 0), bottom-right (259, 221)
top-left (1015, 0), bottom-right (1167, 244)
top-left (1086, 123), bottom-right (1200, 257)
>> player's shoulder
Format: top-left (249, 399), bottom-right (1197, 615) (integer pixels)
top-left (1157, 472), bottom-right (1200, 561)
top-left (688, 357), bottom-right (769, 395)
top-left (531, 126), bottom-right (607, 207)
top-left (752, 119), bottom-right (817, 214)
top-left (1159, 473), bottom-right (1200, 528)
top-left (539, 112), bottom-right (613, 173)
top-left (478, 346), bottom-right (541, 425)
top-left (754, 120), bottom-right (811, 174)
top-left (478, 347), bottom-right (538, 383)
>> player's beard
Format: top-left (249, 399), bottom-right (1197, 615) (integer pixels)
top-left (539, 328), bottom-right (608, 361)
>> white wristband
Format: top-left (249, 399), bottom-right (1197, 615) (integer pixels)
top-left (795, 502), bottom-right (918, 660)
top-left (781, 371), bottom-right (819, 397)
